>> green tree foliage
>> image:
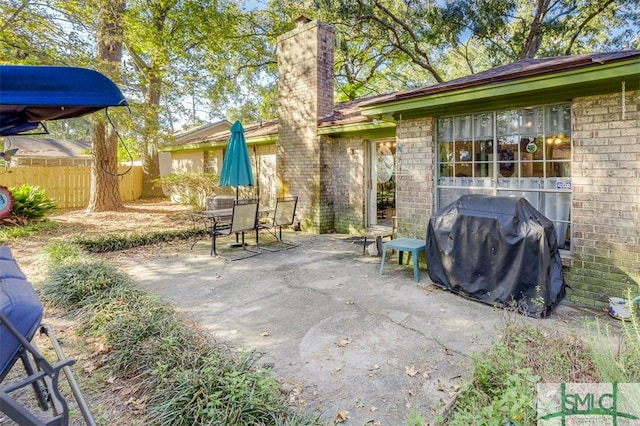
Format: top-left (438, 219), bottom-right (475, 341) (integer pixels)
top-left (1, 0), bottom-right (244, 197)
top-left (299, 0), bottom-right (640, 99)
top-left (0, 0), bottom-right (94, 65)
top-left (2, 0), bottom-right (638, 150)
top-left (121, 0), bottom-right (241, 196)
top-left (203, 0), bottom-right (297, 121)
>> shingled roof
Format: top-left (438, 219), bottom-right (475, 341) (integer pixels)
top-left (4, 136), bottom-right (91, 157)
top-left (318, 95), bottom-right (391, 127)
top-left (361, 50), bottom-right (640, 108)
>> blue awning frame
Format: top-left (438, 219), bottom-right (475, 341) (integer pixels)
top-left (0, 65), bottom-right (128, 136)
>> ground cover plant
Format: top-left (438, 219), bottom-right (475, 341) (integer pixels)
top-left (72, 228), bottom-right (206, 253)
top-left (441, 298), bottom-right (640, 426)
top-left (38, 241), bottom-right (320, 425)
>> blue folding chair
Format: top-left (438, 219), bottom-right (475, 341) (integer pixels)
top-left (0, 246), bottom-right (95, 425)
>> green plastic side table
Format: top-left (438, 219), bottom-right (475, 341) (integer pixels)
top-left (379, 237), bottom-right (426, 282)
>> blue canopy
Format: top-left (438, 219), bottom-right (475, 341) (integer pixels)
top-left (0, 65), bottom-right (128, 136)
top-left (219, 121), bottom-right (254, 190)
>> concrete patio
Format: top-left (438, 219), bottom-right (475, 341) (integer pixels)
top-left (103, 231), bottom-right (609, 425)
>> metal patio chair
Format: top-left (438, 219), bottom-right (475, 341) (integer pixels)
top-left (258, 196), bottom-right (298, 250)
top-left (211, 198), bottom-right (260, 258)
top-left (1, 246), bottom-right (95, 426)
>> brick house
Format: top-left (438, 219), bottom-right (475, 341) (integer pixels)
top-left (162, 19), bottom-right (640, 307)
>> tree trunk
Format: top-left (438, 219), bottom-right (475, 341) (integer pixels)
top-left (521, 0), bottom-right (547, 59)
top-left (88, 120), bottom-right (123, 211)
top-left (87, 0), bottom-right (126, 212)
top-left (140, 72), bottom-right (165, 198)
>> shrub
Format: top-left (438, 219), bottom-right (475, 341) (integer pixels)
top-left (154, 172), bottom-right (230, 208)
top-left (8, 184), bottom-right (58, 221)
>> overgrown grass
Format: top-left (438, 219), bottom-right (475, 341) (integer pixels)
top-left (587, 289), bottom-right (640, 384)
top-left (39, 242), bottom-right (319, 425)
top-left (441, 300), bottom-right (639, 425)
top-left (442, 318), bottom-right (543, 425)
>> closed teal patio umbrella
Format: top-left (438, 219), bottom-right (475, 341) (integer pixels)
top-left (219, 121), bottom-right (254, 199)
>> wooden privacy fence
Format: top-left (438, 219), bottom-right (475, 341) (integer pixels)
top-left (0, 166), bottom-right (143, 209)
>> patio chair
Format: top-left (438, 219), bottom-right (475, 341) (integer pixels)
top-left (211, 198), bottom-right (260, 257)
top-left (1, 246), bottom-right (95, 426)
top-left (258, 196), bottom-right (298, 250)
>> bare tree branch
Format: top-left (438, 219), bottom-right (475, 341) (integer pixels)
top-left (564, 0), bottom-right (617, 54)
top-left (355, 0), bottom-right (444, 82)
top-left (1, 0), bottom-right (29, 32)
top-left (521, 0), bottom-right (552, 59)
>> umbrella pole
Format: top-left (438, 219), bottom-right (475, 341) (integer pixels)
top-left (235, 187), bottom-right (240, 243)
top-left (227, 186), bottom-right (244, 248)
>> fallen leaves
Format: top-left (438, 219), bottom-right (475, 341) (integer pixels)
top-left (437, 379), bottom-right (463, 398)
top-left (368, 363), bottom-right (381, 378)
top-left (337, 338), bottom-right (350, 347)
top-left (405, 365), bottom-right (433, 380)
top-left (405, 365), bottom-right (419, 377)
top-left (120, 386), bottom-right (136, 396)
top-left (335, 410), bottom-right (350, 423)
top-left (124, 395), bottom-right (147, 414)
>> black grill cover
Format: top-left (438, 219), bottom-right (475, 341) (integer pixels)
top-left (427, 194), bottom-right (565, 317)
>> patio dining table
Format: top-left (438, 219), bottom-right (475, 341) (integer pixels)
top-left (185, 206), bottom-right (274, 249)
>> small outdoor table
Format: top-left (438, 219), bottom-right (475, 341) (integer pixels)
top-left (185, 206), bottom-right (274, 249)
top-left (379, 237), bottom-right (426, 282)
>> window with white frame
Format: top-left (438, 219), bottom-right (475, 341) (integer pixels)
top-left (436, 103), bottom-right (572, 250)
top-left (205, 150), bottom-right (219, 174)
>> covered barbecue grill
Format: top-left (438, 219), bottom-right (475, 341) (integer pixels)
top-left (426, 194), bottom-right (566, 317)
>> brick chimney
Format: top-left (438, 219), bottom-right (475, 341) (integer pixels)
top-left (277, 18), bottom-right (335, 232)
